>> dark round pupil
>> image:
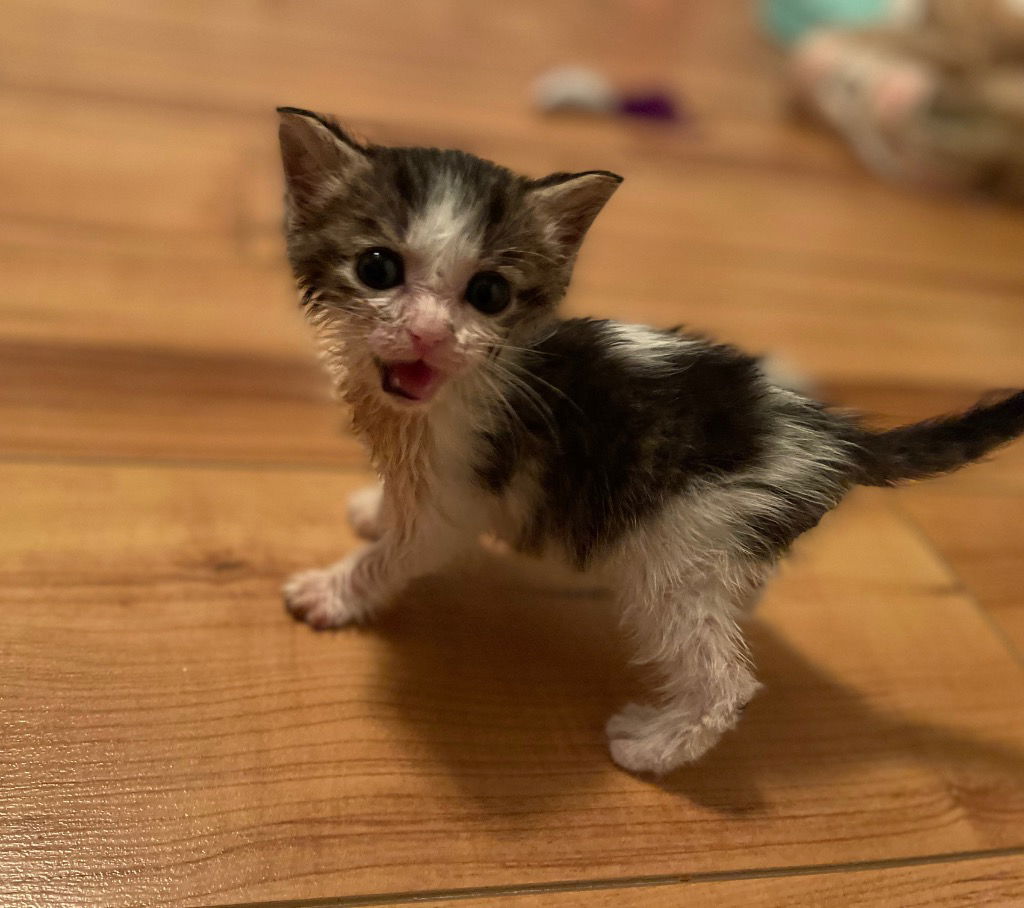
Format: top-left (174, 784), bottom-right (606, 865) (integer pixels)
top-left (356, 248), bottom-right (403, 290)
top-left (465, 272), bottom-right (511, 314)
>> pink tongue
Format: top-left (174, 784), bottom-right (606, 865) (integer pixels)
top-left (389, 360), bottom-right (438, 399)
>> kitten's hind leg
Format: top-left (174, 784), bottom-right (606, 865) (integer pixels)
top-left (607, 567), bottom-right (765, 776)
top-left (347, 483), bottom-right (386, 541)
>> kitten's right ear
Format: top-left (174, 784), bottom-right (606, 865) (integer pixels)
top-left (276, 107), bottom-right (368, 209)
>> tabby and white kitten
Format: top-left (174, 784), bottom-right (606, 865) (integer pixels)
top-left (276, 107), bottom-right (1024, 775)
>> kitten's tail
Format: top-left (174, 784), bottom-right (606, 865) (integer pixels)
top-left (851, 390), bottom-right (1024, 487)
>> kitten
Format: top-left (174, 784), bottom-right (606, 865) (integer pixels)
top-left (275, 107), bottom-right (1024, 775)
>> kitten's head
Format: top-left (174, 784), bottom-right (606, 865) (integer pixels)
top-left (277, 107), bottom-right (621, 409)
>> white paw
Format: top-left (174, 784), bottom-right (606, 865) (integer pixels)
top-left (346, 485), bottom-right (384, 541)
top-left (282, 553), bottom-right (374, 630)
top-left (605, 702), bottom-right (726, 776)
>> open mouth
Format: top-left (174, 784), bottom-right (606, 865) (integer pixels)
top-left (377, 359), bottom-right (443, 403)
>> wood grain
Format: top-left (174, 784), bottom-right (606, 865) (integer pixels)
top-left (0, 247), bottom-right (304, 358)
top-left (897, 488), bottom-right (1024, 656)
top-left (1, 465), bottom-right (1023, 905)
top-left (450, 854), bottom-right (1024, 906)
top-left (2, 1), bottom-right (1023, 905)
top-left (0, 339), bottom-right (360, 467)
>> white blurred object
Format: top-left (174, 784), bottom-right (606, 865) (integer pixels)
top-left (533, 65), bottom-right (616, 114)
top-left (761, 355), bottom-right (819, 397)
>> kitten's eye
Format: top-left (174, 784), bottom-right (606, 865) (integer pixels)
top-left (465, 271), bottom-right (511, 315)
top-left (356, 247), bottom-right (404, 290)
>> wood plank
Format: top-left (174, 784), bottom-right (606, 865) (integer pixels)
top-left (0, 340), bottom-right (360, 466)
top-left (3, 100), bottom-right (1022, 389)
top-left (5, 232), bottom-right (1022, 391)
top-left (1, 233), bottom-right (1019, 466)
top-left (451, 853), bottom-right (1024, 906)
top-left (2, 464), bottom-right (1023, 906)
top-left (6, 79), bottom-right (1021, 303)
top-left (898, 488), bottom-right (1024, 656)
top-left (0, 246), bottom-right (363, 466)
top-left (2, 3), bottom-right (1023, 907)
top-left (3, 341), bottom-right (1021, 474)
top-left (0, 248), bottom-right (304, 358)
top-left (0, 0), bottom-right (849, 178)
top-left (0, 241), bottom-right (1021, 467)
top-left (0, 92), bottom-right (259, 243)
top-left (831, 385), bottom-right (1024, 656)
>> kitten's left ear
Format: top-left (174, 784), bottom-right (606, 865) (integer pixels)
top-left (527, 170), bottom-right (623, 259)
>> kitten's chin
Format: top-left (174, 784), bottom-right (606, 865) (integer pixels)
top-left (375, 358), bottom-right (445, 407)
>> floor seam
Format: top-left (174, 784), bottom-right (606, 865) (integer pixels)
top-left (203, 845), bottom-right (1024, 908)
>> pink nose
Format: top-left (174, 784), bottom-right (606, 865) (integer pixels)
top-left (407, 327), bottom-right (450, 356)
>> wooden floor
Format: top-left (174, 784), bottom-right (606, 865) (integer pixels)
top-left (2, 2), bottom-right (1024, 905)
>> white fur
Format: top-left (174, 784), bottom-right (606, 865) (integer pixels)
top-left (286, 491), bottom-right (485, 629)
top-left (602, 323), bottom-right (690, 367)
top-left (347, 484), bottom-right (385, 540)
top-left (405, 180), bottom-right (481, 288)
top-left (599, 490), bottom-right (769, 773)
top-left (285, 388), bottom-right (497, 629)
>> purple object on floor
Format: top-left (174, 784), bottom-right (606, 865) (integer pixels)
top-left (618, 91), bottom-right (684, 122)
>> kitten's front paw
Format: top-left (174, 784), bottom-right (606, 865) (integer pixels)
top-left (346, 485), bottom-right (384, 541)
top-left (282, 553), bottom-right (375, 630)
top-left (605, 702), bottom-right (724, 776)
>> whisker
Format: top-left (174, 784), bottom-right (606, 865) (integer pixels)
top-left (483, 358), bottom-right (561, 440)
top-left (492, 352), bottom-right (585, 420)
top-left (477, 370), bottom-right (527, 436)
top-left (492, 342), bottom-right (559, 359)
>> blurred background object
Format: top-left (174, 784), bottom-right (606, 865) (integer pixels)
top-left (761, 0), bottom-right (901, 44)
top-left (774, 0), bottom-right (1024, 197)
top-left (534, 63), bottom-right (686, 122)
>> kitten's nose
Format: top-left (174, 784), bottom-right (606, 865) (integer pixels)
top-left (407, 326), bottom-right (451, 356)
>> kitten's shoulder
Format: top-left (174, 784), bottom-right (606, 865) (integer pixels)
top-left (531, 317), bottom-right (759, 379)
top-left (534, 317), bottom-right (692, 355)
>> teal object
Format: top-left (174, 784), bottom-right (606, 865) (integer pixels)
top-left (760, 0), bottom-right (892, 45)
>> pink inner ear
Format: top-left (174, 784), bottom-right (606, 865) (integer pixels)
top-left (531, 172), bottom-right (622, 253)
top-left (278, 111), bottom-right (366, 206)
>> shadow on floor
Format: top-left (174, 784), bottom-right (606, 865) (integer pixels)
top-left (360, 552), bottom-right (1024, 819)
